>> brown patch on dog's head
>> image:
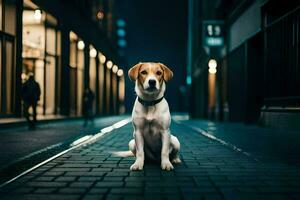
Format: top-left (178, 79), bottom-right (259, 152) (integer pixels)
top-left (128, 62), bottom-right (143, 81)
top-left (158, 63), bottom-right (173, 82)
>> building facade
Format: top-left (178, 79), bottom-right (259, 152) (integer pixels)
top-left (188, 0), bottom-right (300, 129)
top-left (0, 0), bottom-right (125, 119)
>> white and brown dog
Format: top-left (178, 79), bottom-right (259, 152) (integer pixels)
top-left (128, 62), bottom-right (181, 171)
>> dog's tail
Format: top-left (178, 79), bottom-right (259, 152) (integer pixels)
top-left (111, 150), bottom-right (134, 157)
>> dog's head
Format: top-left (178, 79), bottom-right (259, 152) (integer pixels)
top-left (128, 62), bottom-right (173, 95)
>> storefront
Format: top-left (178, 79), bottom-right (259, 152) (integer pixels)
top-left (0, 0), bottom-right (124, 119)
top-left (0, 0), bottom-right (18, 116)
top-left (22, 0), bottom-right (61, 115)
top-left (69, 31), bottom-right (85, 116)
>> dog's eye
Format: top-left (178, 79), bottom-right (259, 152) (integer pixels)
top-left (156, 71), bottom-right (162, 76)
top-left (141, 71), bottom-right (147, 75)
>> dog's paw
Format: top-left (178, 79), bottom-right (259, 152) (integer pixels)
top-left (130, 161), bottom-right (144, 171)
top-left (161, 159), bottom-right (174, 171)
top-left (171, 157), bottom-right (181, 164)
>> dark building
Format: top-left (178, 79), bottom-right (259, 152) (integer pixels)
top-left (0, 0), bottom-right (126, 119)
top-left (188, 0), bottom-right (300, 129)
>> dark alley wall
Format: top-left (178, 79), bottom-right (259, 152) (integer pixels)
top-left (117, 0), bottom-right (188, 112)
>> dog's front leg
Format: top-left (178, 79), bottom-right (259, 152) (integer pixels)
top-left (161, 129), bottom-right (174, 170)
top-left (130, 130), bottom-right (144, 170)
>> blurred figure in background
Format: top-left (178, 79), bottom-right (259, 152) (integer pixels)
top-left (21, 73), bottom-right (41, 130)
top-left (83, 87), bottom-right (95, 127)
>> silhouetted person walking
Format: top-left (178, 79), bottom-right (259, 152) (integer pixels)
top-left (83, 87), bottom-right (95, 127)
top-left (21, 74), bottom-right (41, 129)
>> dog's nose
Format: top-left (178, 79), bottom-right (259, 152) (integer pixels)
top-left (148, 79), bottom-right (156, 87)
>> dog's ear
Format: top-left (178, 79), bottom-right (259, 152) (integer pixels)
top-left (128, 63), bottom-right (143, 81)
top-left (159, 63), bottom-right (173, 82)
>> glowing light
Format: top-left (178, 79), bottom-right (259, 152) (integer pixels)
top-left (116, 19), bottom-right (126, 27)
top-left (21, 73), bottom-right (27, 80)
top-left (89, 48), bottom-right (97, 58)
top-left (100, 55), bottom-right (106, 64)
top-left (77, 41), bottom-right (85, 50)
top-left (209, 68), bottom-right (217, 74)
top-left (117, 69), bottom-right (123, 77)
top-left (117, 29), bottom-right (126, 37)
top-left (96, 11), bottom-right (104, 20)
top-left (34, 9), bottom-right (42, 21)
top-left (117, 39), bottom-right (127, 47)
top-left (112, 65), bottom-right (118, 73)
top-left (208, 59), bottom-right (217, 69)
top-left (106, 60), bottom-right (113, 69)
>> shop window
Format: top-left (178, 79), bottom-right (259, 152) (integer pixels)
top-left (22, 1), bottom-right (60, 115)
top-left (89, 45), bottom-right (97, 113)
top-left (0, 0), bottom-right (2, 30)
top-left (0, 0), bottom-right (16, 115)
top-left (69, 31), bottom-right (85, 116)
top-left (5, 41), bottom-right (14, 113)
top-left (98, 53), bottom-right (105, 114)
top-left (5, 0), bottom-right (16, 35)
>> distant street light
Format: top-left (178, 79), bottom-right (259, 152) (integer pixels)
top-left (208, 59), bottom-right (217, 74)
top-left (112, 65), bottom-right (118, 73)
top-left (89, 48), bottom-right (97, 58)
top-left (107, 60), bottom-right (113, 69)
top-left (34, 9), bottom-right (42, 21)
top-left (97, 11), bottom-right (104, 20)
top-left (77, 41), bottom-right (85, 50)
top-left (99, 54), bottom-right (106, 64)
top-left (117, 69), bottom-right (124, 77)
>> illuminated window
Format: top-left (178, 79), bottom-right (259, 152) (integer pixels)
top-left (69, 31), bottom-right (85, 116)
top-left (0, 0), bottom-right (16, 114)
top-left (22, 0), bottom-right (60, 115)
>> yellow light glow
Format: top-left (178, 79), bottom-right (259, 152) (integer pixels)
top-left (89, 48), bottom-right (97, 58)
top-left (99, 54), bottom-right (106, 64)
top-left (34, 9), bottom-right (42, 21)
top-left (21, 73), bottom-right (27, 80)
top-left (77, 41), bottom-right (85, 50)
top-left (107, 60), bottom-right (113, 69)
top-left (117, 69), bottom-right (123, 77)
top-left (97, 11), bottom-right (104, 20)
top-left (208, 59), bottom-right (217, 69)
top-left (112, 65), bottom-right (118, 73)
top-left (209, 68), bottom-right (217, 74)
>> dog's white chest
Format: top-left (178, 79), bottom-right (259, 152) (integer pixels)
top-left (144, 106), bottom-right (156, 121)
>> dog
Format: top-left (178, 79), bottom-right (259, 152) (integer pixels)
top-left (128, 62), bottom-right (181, 171)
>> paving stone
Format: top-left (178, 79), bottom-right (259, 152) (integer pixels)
top-left (82, 194), bottom-right (104, 200)
top-left (69, 181), bottom-right (94, 188)
top-left (25, 181), bottom-right (67, 187)
top-left (58, 187), bottom-right (87, 194)
top-left (88, 188), bottom-right (108, 194)
top-left (34, 188), bottom-right (57, 194)
top-left (95, 181), bottom-right (124, 187)
top-left (55, 176), bottom-right (77, 182)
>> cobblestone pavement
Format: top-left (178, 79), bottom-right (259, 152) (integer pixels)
top-left (0, 119), bottom-right (300, 200)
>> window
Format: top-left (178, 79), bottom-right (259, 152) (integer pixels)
top-left (0, 0), bottom-right (16, 115)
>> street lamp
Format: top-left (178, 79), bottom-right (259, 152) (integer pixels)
top-left (117, 69), bottom-right (124, 77)
top-left (99, 54), bottom-right (106, 64)
top-left (112, 65), bottom-right (118, 73)
top-left (34, 9), bottom-right (42, 21)
top-left (89, 48), bottom-right (97, 58)
top-left (77, 41), bottom-right (85, 50)
top-left (208, 59), bottom-right (217, 74)
top-left (106, 60), bottom-right (113, 69)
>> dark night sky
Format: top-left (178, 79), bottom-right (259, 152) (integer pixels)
top-left (117, 0), bottom-right (188, 112)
